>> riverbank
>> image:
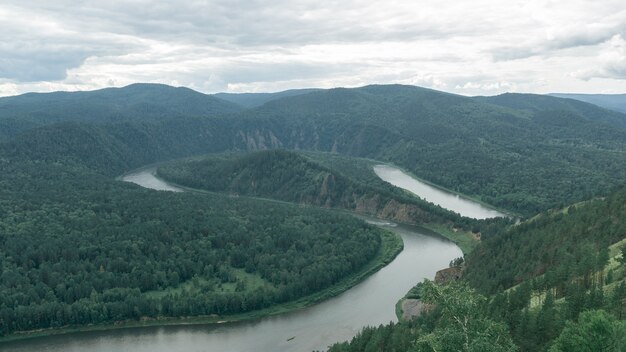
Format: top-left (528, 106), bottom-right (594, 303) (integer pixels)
top-left (372, 161), bottom-right (519, 219)
top-left (421, 223), bottom-right (478, 256)
top-left (0, 230), bottom-right (403, 344)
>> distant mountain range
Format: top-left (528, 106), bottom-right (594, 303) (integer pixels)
top-left (214, 88), bottom-right (320, 108)
top-left (550, 93), bottom-right (626, 114)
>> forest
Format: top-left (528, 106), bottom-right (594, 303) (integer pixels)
top-left (0, 148), bottom-right (397, 336)
top-left (156, 149), bottom-right (504, 236)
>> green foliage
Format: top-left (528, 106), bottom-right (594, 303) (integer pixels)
top-left (4, 83), bottom-right (625, 217)
top-left (214, 88), bottom-right (320, 108)
top-left (157, 150), bottom-right (492, 233)
top-left (327, 322), bottom-right (416, 352)
top-left (0, 83), bottom-right (241, 136)
top-left (415, 280), bottom-right (517, 352)
top-left (549, 310), bottom-right (626, 352)
top-left (550, 93), bottom-right (626, 115)
top-left (0, 153), bottom-right (387, 336)
top-left (464, 191), bottom-right (626, 294)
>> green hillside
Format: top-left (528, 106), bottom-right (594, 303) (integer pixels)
top-left (550, 93), bottom-right (626, 114)
top-left (464, 190), bottom-right (626, 294)
top-left (475, 93), bottom-right (626, 129)
top-left (0, 83), bottom-right (241, 137)
top-left (156, 150), bottom-right (491, 247)
top-left (214, 88), bottom-right (319, 108)
top-left (329, 189), bottom-right (626, 351)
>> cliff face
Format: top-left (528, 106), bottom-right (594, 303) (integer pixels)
top-left (434, 267), bottom-right (462, 285)
top-left (353, 196), bottom-right (433, 225)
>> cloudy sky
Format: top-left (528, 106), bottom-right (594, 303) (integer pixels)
top-left (1, 0), bottom-right (625, 97)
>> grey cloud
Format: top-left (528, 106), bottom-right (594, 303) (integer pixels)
top-left (0, 3), bottom-right (144, 82)
top-left (8, 0), bottom-right (492, 48)
top-left (491, 23), bottom-right (626, 62)
top-left (3, 1), bottom-right (626, 95)
top-left (0, 53), bottom-right (86, 82)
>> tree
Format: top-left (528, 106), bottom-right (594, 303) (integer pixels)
top-left (549, 310), bottom-right (626, 352)
top-left (415, 280), bottom-right (517, 352)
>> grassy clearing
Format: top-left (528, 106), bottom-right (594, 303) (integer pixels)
top-left (144, 268), bottom-right (276, 299)
top-left (422, 223), bottom-right (478, 256)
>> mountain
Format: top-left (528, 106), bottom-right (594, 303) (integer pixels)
top-left (550, 93), bottom-right (626, 114)
top-left (2, 83), bottom-right (625, 216)
top-left (214, 88), bottom-right (319, 108)
top-left (475, 93), bottom-right (626, 129)
top-left (239, 85), bottom-right (626, 215)
top-left (0, 83), bottom-right (241, 137)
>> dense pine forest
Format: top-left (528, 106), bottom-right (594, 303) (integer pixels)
top-left (0, 149), bottom-right (399, 336)
top-left (0, 83), bottom-right (625, 350)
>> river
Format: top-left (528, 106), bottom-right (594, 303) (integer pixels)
top-left (1, 168), bottom-right (462, 352)
top-left (373, 164), bottom-right (506, 219)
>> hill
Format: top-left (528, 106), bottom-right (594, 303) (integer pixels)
top-left (328, 189), bottom-right (626, 352)
top-left (465, 189), bottom-right (626, 294)
top-left (214, 88), bottom-right (319, 108)
top-left (156, 150), bottom-right (489, 243)
top-left (0, 83), bottom-right (241, 138)
top-left (550, 93), bottom-right (626, 114)
top-left (475, 93), bottom-right (626, 129)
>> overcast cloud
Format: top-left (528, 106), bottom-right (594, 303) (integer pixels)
top-left (0, 0), bottom-right (625, 97)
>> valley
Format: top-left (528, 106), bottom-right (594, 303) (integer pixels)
top-left (0, 83), bottom-right (624, 351)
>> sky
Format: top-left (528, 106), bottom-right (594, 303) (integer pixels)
top-left (1, 0), bottom-right (625, 97)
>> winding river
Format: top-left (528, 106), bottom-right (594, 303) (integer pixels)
top-left (373, 165), bottom-right (507, 219)
top-left (2, 167), bottom-right (466, 352)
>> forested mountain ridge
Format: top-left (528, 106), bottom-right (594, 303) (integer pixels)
top-left (214, 88), bottom-right (320, 108)
top-left (239, 84), bottom-right (626, 215)
top-left (475, 93), bottom-right (626, 129)
top-left (2, 83), bottom-right (625, 217)
top-left (550, 93), bottom-right (626, 114)
top-left (0, 83), bottom-right (241, 139)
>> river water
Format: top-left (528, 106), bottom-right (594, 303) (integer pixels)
top-left (373, 164), bottom-right (506, 219)
top-left (1, 168), bottom-right (462, 352)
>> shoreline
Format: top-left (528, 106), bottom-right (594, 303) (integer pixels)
top-left (370, 161), bottom-right (519, 219)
